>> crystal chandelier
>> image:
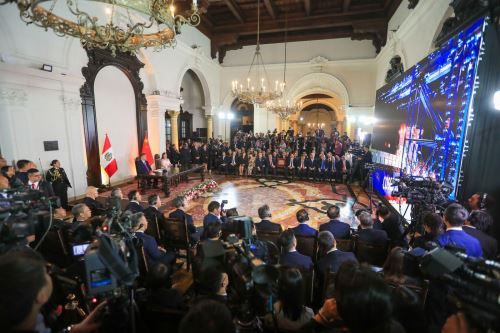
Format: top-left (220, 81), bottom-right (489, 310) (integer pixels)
top-left (231, 0), bottom-right (283, 105)
top-left (1, 0), bottom-right (201, 55)
top-left (266, 5), bottom-right (301, 119)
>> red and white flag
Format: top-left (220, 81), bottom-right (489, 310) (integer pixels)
top-left (101, 134), bottom-right (118, 178)
top-left (141, 132), bottom-right (154, 166)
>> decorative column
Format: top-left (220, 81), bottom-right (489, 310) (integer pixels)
top-left (147, 94), bottom-right (182, 153)
top-left (206, 115), bottom-right (213, 140)
top-left (275, 115), bottom-right (281, 132)
top-left (168, 110), bottom-right (180, 148)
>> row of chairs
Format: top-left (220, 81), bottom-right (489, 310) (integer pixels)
top-left (256, 229), bottom-right (390, 267)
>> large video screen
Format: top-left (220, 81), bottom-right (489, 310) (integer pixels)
top-left (372, 18), bottom-right (485, 198)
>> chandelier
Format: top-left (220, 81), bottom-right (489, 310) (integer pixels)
top-left (266, 4), bottom-right (301, 119)
top-left (1, 0), bottom-right (201, 55)
top-left (231, 0), bottom-right (283, 105)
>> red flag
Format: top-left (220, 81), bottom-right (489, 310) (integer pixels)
top-left (141, 133), bottom-right (154, 166)
top-left (101, 134), bottom-right (118, 177)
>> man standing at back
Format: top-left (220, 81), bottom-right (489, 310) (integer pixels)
top-left (437, 203), bottom-right (483, 257)
top-left (319, 205), bottom-right (350, 239)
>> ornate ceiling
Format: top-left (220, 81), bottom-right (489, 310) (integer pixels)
top-left (195, 0), bottom-right (405, 63)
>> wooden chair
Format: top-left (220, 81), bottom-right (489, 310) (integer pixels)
top-left (295, 234), bottom-right (318, 262)
top-left (145, 215), bottom-right (163, 245)
top-left (262, 239), bottom-right (280, 265)
top-left (132, 238), bottom-right (149, 284)
top-left (299, 268), bottom-right (315, 306)
top-left (336, 238), bottom-right (353, 252)
top-left (161, 217), bottom-right (193, 271)
top-left (354, 239), bottom-right (389, 267)
top-left (256, 229), bottom-right (281, 246)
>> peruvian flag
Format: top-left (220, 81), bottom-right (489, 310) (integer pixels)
top-left (141, 132), bottom-right (154, 166)
top-left (101, 134), bottom-right (118, 177)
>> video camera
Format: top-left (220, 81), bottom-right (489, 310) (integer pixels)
top-left (0, 188), bottom-right (60, 253)
top-left (391, 175), bottom-right (452, 205)
top-left (407, 245), bottom-right (500, 331)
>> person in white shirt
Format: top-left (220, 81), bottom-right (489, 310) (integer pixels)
top-left (160, 152), bottom-right (173, 169)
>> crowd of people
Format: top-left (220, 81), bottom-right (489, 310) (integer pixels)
top-left (0, 132), bottom-right (499, 333)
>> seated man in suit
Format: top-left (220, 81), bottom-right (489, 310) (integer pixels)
top-left (126, 190), bottom-right (143, 213)
top-left (316, 231), bottom-right (357, 287)
top-left (255, 204), bottom-right (282, 233)
top-left (376, 205), bottom-right (406, 248)
top-left (169, 196), bottom-right (200, 242)
top-left (437, 203), bottom-right (483, 257)
top-left (143, 194), bottom-right (166, 243)
top-left (70, 203), bottom-right (93, 243)
top-left (315, 154), bottom-right (329, 182)
top-left (15, 159), bottom-right (35, 185)
top-left (266, 152), bottom-right (278, 177)
top-left (27, 168), bottom-right (54, 198)
top-left (297, 154), bottom-right (308, 179)
top-left (319, 205), bottom-right (351, 239)
top-left (202, 201), bottom-right (225, 239)
top-left (132, 212), bottom-right (176, 267)
top-left (110, 187), bottom-right (123, 200)
top-left (356, 212), bottom-right (389, 245)
top-left (278, 229), bottom-right (313, 270)
top-left (136, 153), bottom-right (158, 189)
top-left (335, 155), bottom-right (351, 183)
top-left (291, 209), bottom-right (317, 237)
top-left (255, 152), bottom-right (268, 177)
top-left (305, 153), bottom-right (316, 180)
top-left (220, 152), bottom-right (232, 175)
top-left (198, 220), bottom-right (227, 270)
top-left (463, 210), bottom-right (497, 259)
top-left (285, 152), bottom-right (297, 180)
top-left (82, 186), bottom-right (104, 216)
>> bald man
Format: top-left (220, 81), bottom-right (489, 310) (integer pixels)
top-left (82, 186), bottom-right (104, 216)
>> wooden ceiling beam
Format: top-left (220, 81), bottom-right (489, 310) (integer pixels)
top-left (263, 0), bottom-right (277, 19)
top-left (223, 0), bottom-right (245, 23)
top-left (304, 0), bottom-right (311, 16)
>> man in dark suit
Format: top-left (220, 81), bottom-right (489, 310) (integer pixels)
top-left (126, 190), bottom-right (143, 213)
top-left (377, 205), bottom-right (406, 247)
top-left (319, 205), bottom-right (351, 239)
top-left (316, 231), bottom-right (357, 279)
top-left (356, 212), bottom-right (389, 245)
top-left (305, 153), bottom-right (316, 180)
top-left (143, 194), bottom-right (166, 243)
top-left (335, 155), bottom-right (351, 183)
top-left (297, 154), bottom-right (308, 179)
top-left (464, 210), bottom-right (498, 259)
top-left (15, 159), bottom-right (35, 185)
top-left (179, 143), bottom-right (192, 170)
top-left (316, 154), bottom-right (329, 181)
top-left (291, 209), bottom-right (317, 236)
top-left (198, 220), bottom-right (227, 270)
top-left (266, 152), bottom-right (277, 177)
top-left (278, 230), bottom-right (313, 270)
top-left (27, 168), bottom-right (54, 198)
top-left (202, 201), bottom-right (226, 239)
top-left (136, 153), bottom-right (158, 189)
top-left (169, 196), bottom-right (199, 241)
top-left (82, 186), bottom-right (104, 216)
top-left (132, 212), bottom-right (175, 266)
top-left (255, 152), bottom-right (267, 177)
top-left (70, 203), bottom-right (93, 243)
top-left (255, 204), bottom-right (282, 233)
top-left (285, 152), bottom-right (297, 180)
top-left (437, 204), bottom-right (483, 257)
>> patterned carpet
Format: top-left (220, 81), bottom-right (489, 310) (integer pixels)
top-left (99, 174), bottom-right (377, 230)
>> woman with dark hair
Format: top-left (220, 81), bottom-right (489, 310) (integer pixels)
top-left (46, 159), bottom-right (72, 209)
top-left (382, 247), bottom-right (420, 286)
top-left (412, 212), bottom-right (444, 249)
top-left (264, 267), bottom-right (313, 332)
top-left (160, 152), bottom-right (173, 169)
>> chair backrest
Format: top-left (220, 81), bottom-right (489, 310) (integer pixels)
top-left (387, 279), bottom-right (430, 310)
top-left (262, 240), bottom-right (280, 265)
top-left (322, 270), bottom-right (337, 301)
top-left (299, 268), bottom-right (315, 306)
top-left (133, 239), bottom-right (149, 277)
top-left (256, 229), bottom-right (281, 245)
top-left (295, 234), bottom-right (318, 261)
top-left (145, 214), bottom-right (162, 243)
top-left (162, 217), bottom-right (190, 250)
top-left (336, 239), bottom-right (353, 252)
top-left (354, 240), bottom-right (389, 267)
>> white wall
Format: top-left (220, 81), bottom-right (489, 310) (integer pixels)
top-left (181, 70), bottom-right (206, 131)
top-left (94, 66), bottom-right (138, 184)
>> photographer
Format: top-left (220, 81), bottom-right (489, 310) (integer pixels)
top-left (0, 249), bottom-right (105, 333)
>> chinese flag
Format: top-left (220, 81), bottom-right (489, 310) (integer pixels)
top-left (141, 132), bottom-right (154, 166)
top-left (101, 134), bottom-right (118, 177)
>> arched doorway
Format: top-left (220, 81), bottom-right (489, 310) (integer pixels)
top-left (180, 70), bottom-right (206, 141)
top-left (80, 48), bottom-right (148, 187)
top-left (230, 99), bottom-right (254, 140)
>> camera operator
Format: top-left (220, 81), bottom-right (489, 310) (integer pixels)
top-left (131, 212), bottom-right (176, 267)
top-left (0, 249), bottom-right (105, 333)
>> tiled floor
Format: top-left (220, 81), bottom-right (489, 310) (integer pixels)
top-left (102, 174), bottom-right (376, 230)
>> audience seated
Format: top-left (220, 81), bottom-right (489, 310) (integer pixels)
top-left (377, 205), bottom-right (406, 248)
top-left (70, 203), bottom-right (93, 243)
top-left (412, 213), bottom-right (444, 249)
top-left (169, 196), bottom-right (198, 241)
top-left (202, 201), bottom-right (225, 239)
top-left (356, 212), bottom-right (389, 245)
top-left (196, 267), bottom-right (230, 304)
top-left (263, 267), bottom-right (314, 332)
top-left (279, 230), bottom-right (313, 270)
top-left (316, 231), bottom-right (357, 277)
top-left (110, 187), bottom-right (123, 200)
top-left (255, 204), bottom-right (282, 233)
top-left (197, 220), bottom-right (226, 270)
top-left (15, 159), bottom-right (35, 185)
top-left (126, 190), bottom-right (143, 213)
top-left (143, 194), bottom-right (166, 241)
top-left (291, 209), bottom-right (317, 236)
top-left (437, 203), bottom-right (483, 257)
top-left (463, 210), bottom-right (497, 259)
top-left (382, 247), bottom-right (420, 286)
top-left (319, 205), bottom-right (351, 239)
top-left (132, 212), bottom-right (176, 267)
top-left (146, 263), bottom-right (192, 309)
top-left (82, 186), bottom-right (104, 216)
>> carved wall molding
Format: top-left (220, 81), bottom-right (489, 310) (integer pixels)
top-left (60, 94), bottom-right (81, 110)
top-left (80, 48), bottom-right (148, 186)
top-left (0, 88), bottom-right (28, 106)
